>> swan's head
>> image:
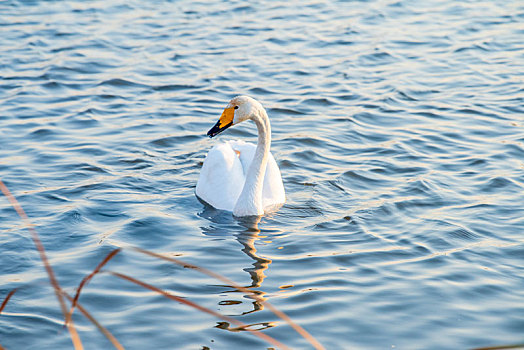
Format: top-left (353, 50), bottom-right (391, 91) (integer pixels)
top-left (207, 95), bottom-right (260, 138)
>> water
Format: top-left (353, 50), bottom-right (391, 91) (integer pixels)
top-left (1, 0), bottom-right (523, 349)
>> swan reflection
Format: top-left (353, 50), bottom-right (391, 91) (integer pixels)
top-left (235, 215), bottom-right (271, 315)
top-left (198, 207), bottom-right (272, 316)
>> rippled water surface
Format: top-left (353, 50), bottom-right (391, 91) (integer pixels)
top-left (1, 1), bottom-right (523, 349)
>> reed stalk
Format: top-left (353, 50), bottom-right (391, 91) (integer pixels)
top-left (1, 178), bottom-right (324, 349)
top-left (0, 179), bottom-right (83, 350)
top-left (0, 289), bottom-right (17, 315)
top-left (108, 270), bottom-right (290, 350)
top-left (133, 247), bottom-right (325, 350)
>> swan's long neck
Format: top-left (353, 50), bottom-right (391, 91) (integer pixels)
top-left (233, 107), bottom-right (270, 216)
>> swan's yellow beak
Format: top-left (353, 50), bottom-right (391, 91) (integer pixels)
top-left (207, 107), bottom-right (235, 138)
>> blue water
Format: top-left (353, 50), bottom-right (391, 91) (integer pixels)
top-left (1, 1), bottom-right (523, 349)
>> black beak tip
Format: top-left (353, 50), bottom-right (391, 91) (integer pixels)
top-left (206, 121), bottom-right (231, 138)
top-left (207, 126), bottom-right (219, 138)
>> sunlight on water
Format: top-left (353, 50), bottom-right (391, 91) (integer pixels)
top-left (1, 0), bottom-right (523, 349)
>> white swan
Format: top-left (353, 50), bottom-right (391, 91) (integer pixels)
top-left (196, 96), bottom-right (285, 216)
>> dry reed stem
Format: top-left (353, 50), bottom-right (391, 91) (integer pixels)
top-left (73, 246), bottom-right (323, 349)
top-left (133, 247), bottom-right (325, 350)
top-left (62, 292), bottom-right (124, 350)
top-left (0, 289), bottom-right (17, 315)
top-left (471, 345), bottom-right (524, 350)
top-left (0, 180), bottom-right (83, 350)
top-left (108, 271), bottom-right (291, 350)
top-left (2, 286), bottom-right (123, 349)
top-left (1, 177), bottom-right (321, 349)
top-left (69, 249), bottom-right (121, 317)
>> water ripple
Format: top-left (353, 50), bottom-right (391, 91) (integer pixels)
top-left (1, 0), bottom-right (523, 349)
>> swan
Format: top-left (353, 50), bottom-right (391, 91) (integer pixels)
top-left (196, 96), bottom-right (285, 216)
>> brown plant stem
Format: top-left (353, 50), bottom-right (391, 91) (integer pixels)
top-left (69, 249), bottom-right (121, 318)
top-left (62, 292), bottom-right (124, 350)
top-left (0, 289), bottom-right (17, 315)
top-left (108, 270), bottom-right (290, 350)
top-left (133, 247), bottom-right (325, 350)
top-left (0, 179), bottom-right (83, 350)
top-left (471, 344), bottom-right (524, 350)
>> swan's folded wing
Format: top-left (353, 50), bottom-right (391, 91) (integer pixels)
top-left (262, 152), bottom-right (286, 209)
top-left (227, 140), bottom-right (255, 176)
top-left (228, 140), bottom-right (285, 210)
top-left (196, 143), bottom-right (245, 211)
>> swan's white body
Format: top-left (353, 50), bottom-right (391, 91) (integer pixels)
top-left (196, 96), bottom-right (285, 216)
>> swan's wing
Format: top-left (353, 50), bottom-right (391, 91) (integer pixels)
top-left (228, 140), bottom-right (285, 210)
top-left (228, 140), bottom-right (255, 175)
top-left (196, 143), bottom-right (245, 211)
top-left (262, 152), bottom-right (286, 209)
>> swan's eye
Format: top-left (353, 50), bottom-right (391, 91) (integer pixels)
top-left (234, 106), bottom-right (239, 110)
